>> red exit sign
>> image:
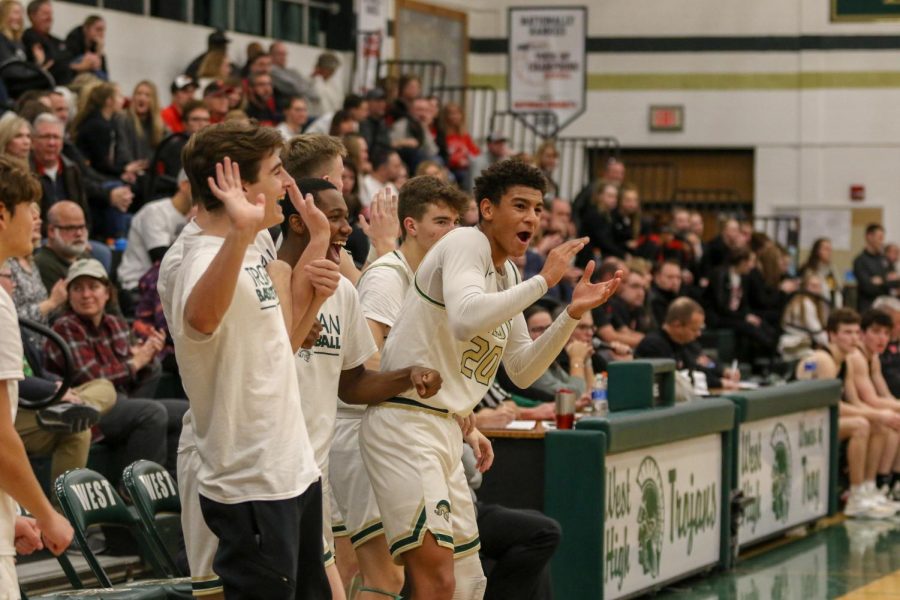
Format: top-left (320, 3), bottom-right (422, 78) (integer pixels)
top-left (649, 105), bottom-right (684, 132)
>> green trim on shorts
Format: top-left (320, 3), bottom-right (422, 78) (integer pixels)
top-left (350, 520), bottom-right (385, 547)
top-left (414, 275), bottom-right (445, 308)
top-left (389, 506), bottom-right (428, 556)
top-left (324, 548), bottom-right (335, 566)
top-left (383, 397), bottom-right (451, 418)
top-left (332, 522), bottom-right (349, 536)
top-left (192, 577), bottom-right (224, 596)
top-left (454, 535), bottom-right (481, 557)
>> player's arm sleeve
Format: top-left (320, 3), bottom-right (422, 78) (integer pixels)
top-left (442, 240), bottom-right (548, 341)
top-left (501, 310), bottom-right (579, 388)
top-left (171, 248), bottom-right (219, 343)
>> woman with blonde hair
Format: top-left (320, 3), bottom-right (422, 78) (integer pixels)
top-left (439, 101), bottom-right (479, 187)
top-left (779, 272), bottom-right (831, 360)
top-left (577, 180), bottom-right (626, 264)
top-left (0, 112), bottom-right (31, 166)
top-left (115, 80), bottom-right (166, 168)
top-left (535, 139), bottom-right (560, 198)
top-left (0, 0), bottom-right (47, 95)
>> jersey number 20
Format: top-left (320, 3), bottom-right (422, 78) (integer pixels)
top-left (460, 336), bottom-right (503, 385)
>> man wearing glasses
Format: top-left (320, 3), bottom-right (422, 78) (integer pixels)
top-left (34, 201), bottom-right (101, 293)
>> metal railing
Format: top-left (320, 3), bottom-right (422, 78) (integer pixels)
top-left (377, 60), bottom-right (446, 95)
top-left (551, 136), bottom-right (620, 200)
top-left (488, 111), bottom-right (558, 156)
top-left (432, 85), bottom-right (497, 145)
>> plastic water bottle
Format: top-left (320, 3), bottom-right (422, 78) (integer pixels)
top-left (798, 359), bottom-right (817, 381)
top-left (592, 372), bottom-right (609, 416)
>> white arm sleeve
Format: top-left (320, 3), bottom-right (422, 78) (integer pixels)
top-left (441, 240), bottom-right (548, 341)
top-left (502, 309), bottom-right (579, 388)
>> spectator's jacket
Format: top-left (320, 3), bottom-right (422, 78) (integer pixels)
top-left (245, 94), bottom-right (282, 126)
top-left (882, 338), bottom-right (900, 398)
top-left (46, 311), bottom-right (136, 392)
top-left (705, 266), bottom-right (749, 327)
top-left (648, 283), bottom-right (678, 328)
top-left (635, 328), bottom-right (723, 388)
top-left (64, 25), bottom-right (108, 76)
top-left (853, 249), bottom-right (900, 312)
top-left (31, 153), bottom-right (90, 232)
top-left (22, 27), bottom-right (72, 85)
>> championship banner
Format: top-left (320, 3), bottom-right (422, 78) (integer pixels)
top-left (508, 6), bottom-right (587, 131)
top-left (604, 434), bottom-right (723, 600)
top-left (737, 409), bottom-right (831, 546)
top-left (354, 0), bottom-right (387, 93)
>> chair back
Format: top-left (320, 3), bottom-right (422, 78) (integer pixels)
top-left (122, 461), bottom-right (184, 576)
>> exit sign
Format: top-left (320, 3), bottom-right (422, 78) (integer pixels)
top-left (649, 105), bottom-right (684, 132)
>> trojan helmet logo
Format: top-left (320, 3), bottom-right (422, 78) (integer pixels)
top-left (434, 500), bottom-right (451, 523)
top-left (636, 456), bottom-right (664, 578)
top-left (770, 423), bottom-right (792, 522)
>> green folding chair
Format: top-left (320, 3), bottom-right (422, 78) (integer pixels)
top-left (54, 469), bottom-right (192, 599)
top-left (121, 461), bottom-right (184, 578)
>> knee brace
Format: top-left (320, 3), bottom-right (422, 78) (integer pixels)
top-left (451, 553), bottom-right (487, 600)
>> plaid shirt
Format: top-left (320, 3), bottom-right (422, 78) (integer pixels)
top-left (45, 311), bottom-right (135, 391)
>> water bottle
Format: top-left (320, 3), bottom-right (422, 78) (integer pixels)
top-left (798, 359), bottom-right (817, 381)
top-left (591, 372), bottom-right (609, 417)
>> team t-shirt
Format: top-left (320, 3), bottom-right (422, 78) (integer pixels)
top-left (0, 288), bottom-right (23, 556)
top-left (295, 276), bottom-right (376, 467)
top-left (118, 198), bottom-right (187, 290)
top-left (163, 227), bottom-right (318, 504)
top-left (380, 226), bottom-right (578, 415)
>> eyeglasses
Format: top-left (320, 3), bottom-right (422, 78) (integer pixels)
top-left (51, 224), bottom-right (87, 233)
top-left (35, 134), bottom-right (63, 141)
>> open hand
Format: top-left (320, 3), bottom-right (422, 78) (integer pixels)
top-left (410, 366), bottom-right (442, 398)
top-left (208, 157), bottom-right (265, 237)
top-left (287, 179), bottom-right (329, 241)
top-left (358, 188), bottom-right (399, 256)
top-left (567, 262), bottom-right (623, 319)
top-left (465, 428), bottom-right (494, 473)
top-left (539, 237), bottom-right (588, 288)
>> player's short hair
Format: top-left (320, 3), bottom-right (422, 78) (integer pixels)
top-left (398, 175), bottom-right (470, 241)
top-left (665, 297), bottom-right (703, 325)
top-left (0, 155), bottom-right (40, 215)
top-left (861, 308), bottom-right (894, 332)
top-left (827, 307), bottom-right (861, 333)
top-left (181, 121), bottom-right (284, 211)
top-left (474, 159), bottom-right (547, 221)
top-left (283, 134), bottom-right (347, 180)
top-left (281, 178), bottom-right (339, 235)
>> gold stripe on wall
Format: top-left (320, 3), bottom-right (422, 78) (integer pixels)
top-left (468, 71), bottom-right (900, 91)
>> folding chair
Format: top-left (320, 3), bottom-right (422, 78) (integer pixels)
top-left (121, 461), bottom-right (184, 577)
top-left (54, 469), bottom-right (191, 599)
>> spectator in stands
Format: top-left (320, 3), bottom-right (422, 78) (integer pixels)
top-left (359, 87), bottom-right (391, 156)
top-left (749, 242), bottom-right (798, 328)
top-left (276, 95), bottom-right (308, 140)
top-left (310, 51), bottom-right (342, 116)
top-left (875, 296), bottom-right (900, 399)
top-left (156, 100), bottom-right (208, 195)
top-left (46, 258), bottom-right (187, 473)
top-left (307, 93), bottom-right (367, 135)
top-left (778, 272), bottom-right (830, 361)
top-left (855, 224), bottom-right (899, 312)
top-left (115, 80), bottom-right (165, 173)
top-left (701, 217), bottom-right (745, 278)
top-left (23, 0), bottom-right (79, 85)
top-left (195, 47), bottom-right (232, 94)
top-left (342, 132), bottom-right (371, 181)
top-left (48, 86), bottom-right (71, 125)
top-left (636, 297), bottom-right (737, 390)
top-left (520, 304), bottom-right (595, 401)
top-left (201, 79), bottom-right (229, 124)
top-left (595, 269), bottom-right (651, 349)
top-left (117, 170), bottom-right (190, 301)
top-left (64, 14), bottom-right (106, 80)
top-left (469, 131), bottom-right (509, 187)
top-left (440, 101), bottom-right (479, 188)
top-left (160, 75), bottom-right (197, 134)
top-left (603, 157), bottom-right (625, 185)
top-left (887, 243), bottom-right (900, 273)
top-left (0, 0), bottom-right (50, 97)
top-left (0, 112), bottom-right (31, 167)
top-left (33, 200), bottom-right (95, 291)
top-left (612, 183), bottom-right (640, 257)
top-left (648, 259), bottom-right (682, 327)
top-left (578, 180), bottom-right (625, 265)
top-left (327, 109), bottom-right (358, 137)
top-left (243, 71), bottom-right (280, 126)
top-left (269, 40), bottom-right (318, 106)
top-left (800, 237), bottom-right (843, 307)
top-left (360, 147), bottom-right (402, 207)
top-left (535, 140), bottom-right (559, 199)
top-left (72, 82), bottom-right (145, 182)
top-left (185, 28), bottom-right (232, 79)
top-left (390, 96), bottom-right (439, 172)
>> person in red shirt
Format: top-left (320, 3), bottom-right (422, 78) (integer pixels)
top-left (439, 102), bottom-right (479, 189)
top-left (161, 75), bottom-right (197, 135)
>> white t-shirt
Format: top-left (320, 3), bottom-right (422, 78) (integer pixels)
top-left (295, 276), bottom-right (376, 467)
top-left (380, 226), bottom-right (578, 415)
top-left (0, 288), bottom-right (22, 556)
top-left (163, 228), bottom-right (318, 504)
top-left (118, 198), bottom-right (187, 290)
top-left (359, 175), bottom-right (397, 209)
top-left (337, 250), bottom-right (413, 419)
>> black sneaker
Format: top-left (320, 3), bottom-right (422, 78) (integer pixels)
top-left (37, 402), bottom-right (100, 434)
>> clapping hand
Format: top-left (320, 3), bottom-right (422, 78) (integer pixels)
top-left (539, 237), bottom-right (588, 288)
top-left (208, 157), bottom-right (265, 239)
top-left (358, 188), bottom-right (400, 256)
top-left (567, 262), bottom-right (623, 319)
top-left (287, 178), bottom-right (329, 242)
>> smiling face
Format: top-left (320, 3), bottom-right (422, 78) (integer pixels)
top-left (244, 150), bottom-right (290, 229)
top-left (480, 185), bottom-right (543, 260)
top-left (68, 276), bottom-right (109, 321)
top-left (317, 189), bottom-right (352, 264)
top-left (407, 201), bottom-right (459, 251)
top-left (29, 2), bottom-right (51, 34)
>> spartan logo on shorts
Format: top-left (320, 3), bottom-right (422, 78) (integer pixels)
top-left (770, 423), bottom-right (792, 522)
top-left (636, 456), bottom-right (664, 578)
top-left (434, 500), bottom-right (451, 522)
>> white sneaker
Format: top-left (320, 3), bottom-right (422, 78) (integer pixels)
top-left (845, 490), bottom-right (897, 519)
top-left (872, 483), bottom-right (900, 511)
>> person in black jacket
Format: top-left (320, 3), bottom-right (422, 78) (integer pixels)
top-left (648, 259), bottom-right (682, 327)
top-left (636, 297), bottom-right (739, 390)
top-left (577, 180), bottom-right (625, 265)
top-left (23, 0), bottom-right (98, 86)
top-left (63, 14), bottom-right (107, 79)
top-left (854, 224), bottom-right (900, 312)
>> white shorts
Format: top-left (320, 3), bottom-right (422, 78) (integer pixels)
top-left (319, 460), bottom-right (336, 566)
top-left (330, 416), bottom-right (385, 548)
top-left (360, 402), bottom-right (480, 563)
top-left (177, 446), bottom-right (222, 597)
top-left (0, 556), bottom-right (18, 600)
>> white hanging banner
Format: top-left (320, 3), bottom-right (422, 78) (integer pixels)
top-left (354, 0), bottom-right (387, 93)
top-left (508, 6), bottom-right (587, 131)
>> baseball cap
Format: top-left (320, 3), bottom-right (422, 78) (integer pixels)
top-left (170, 75), bottom-right (197, 94)
top-left (486, 131), bottom-right (507, 143)
top-left (203, 80), bottom-right (229, 98)
top-left (364, 88), bottom-right (386, 101)
top-left (65, 258), bottom-right (108, 286)
top-left (208, 29), bottom-right (230, 46)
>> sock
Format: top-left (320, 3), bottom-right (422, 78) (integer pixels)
top-left (877, 473), bottom-right (891, 489)
top-left (892, 472), bottom-right (900, 488)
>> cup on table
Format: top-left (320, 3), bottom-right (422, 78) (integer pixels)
top-left (555, 388), bottom-right (576, 430)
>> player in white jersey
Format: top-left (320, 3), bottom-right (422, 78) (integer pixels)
top-left (163, 121), bottom-right (341, 599)
top-left (361, 160), bottom-right (622, 599)
top-left (330, 175), bottom-right (470, 599)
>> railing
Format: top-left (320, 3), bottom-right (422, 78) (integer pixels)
top-left (551, 136), bottom-right (620, 200)
top-left (377, 59), bottom-right (446, 95)
top-left (656, 188), bottom-right (753, 217)
top-left (626, 161), bottom-right (679, 205)
top-left (488, 111), bottom-right (558, 156)
top-left (432, 85), bottom-right (497, 145)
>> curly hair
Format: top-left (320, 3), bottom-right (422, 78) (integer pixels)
top-left (473, 159), bottom-right (547, 221)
